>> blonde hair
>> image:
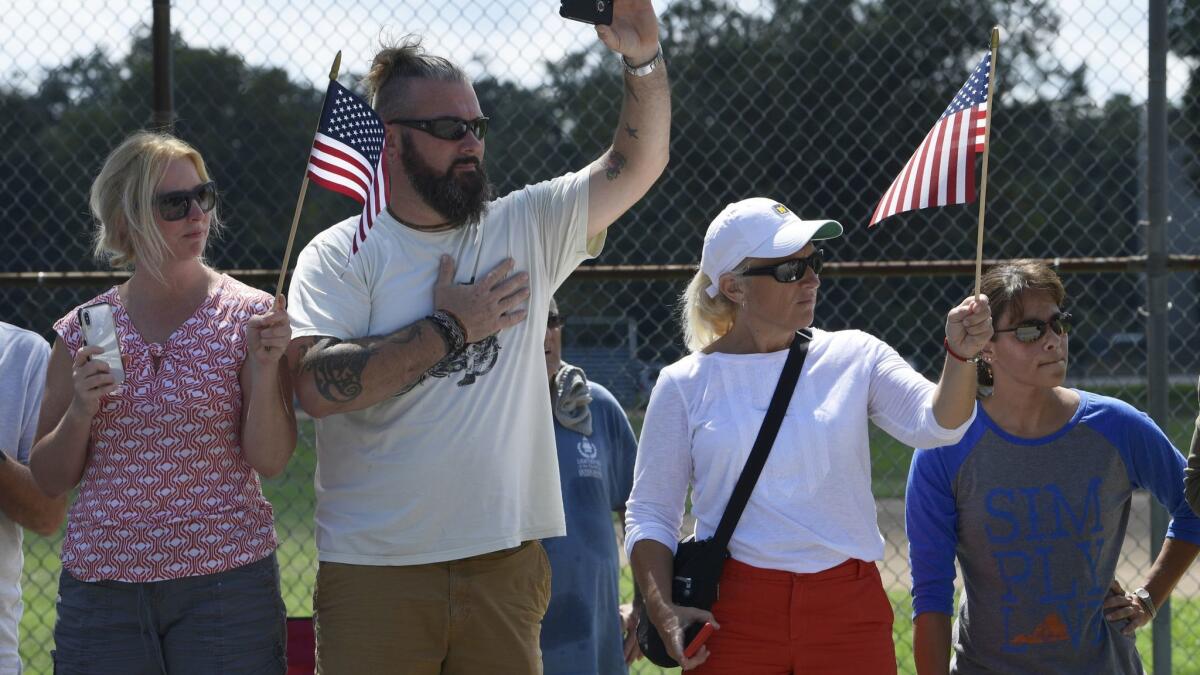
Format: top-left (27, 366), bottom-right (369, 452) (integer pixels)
top-left (364, 35), bottom-right (468, 121)
top-left (680, 264), bottom-right (748, 352)
top-left (90, 131), bottom-right (218, 282)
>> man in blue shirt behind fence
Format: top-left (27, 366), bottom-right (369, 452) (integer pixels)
top-left (540, 297), bottom-right (642, 674)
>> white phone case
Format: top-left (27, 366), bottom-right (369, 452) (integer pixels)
top-left (78, 303), bottom-right (126, 386)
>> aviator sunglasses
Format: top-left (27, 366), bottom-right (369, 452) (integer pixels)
top-left (741, 248), bottom-right (824, 283)
top-left (387, 116), bottom-right (490, 141)
top-left (993, 312), bottom-right (1072, 344)
top-left (547, 313), bottom-right (566, 330)
top-left (157, 181), bottom-right (218, 221)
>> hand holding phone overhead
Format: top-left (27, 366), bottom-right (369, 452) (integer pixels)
top-left (561, 0), bottom-right (662, 73)
top-left (560, 0), bottom-right (614, 25)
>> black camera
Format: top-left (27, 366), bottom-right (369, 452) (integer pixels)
top-left (560, 0), bottom-right (613, 26)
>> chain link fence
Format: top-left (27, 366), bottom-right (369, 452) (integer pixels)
top-left (6, 0), bottom-right (1200, 672)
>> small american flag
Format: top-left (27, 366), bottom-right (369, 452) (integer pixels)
top-left (306, 80), bottom-right (390, 256)
top-left (869, 53), bottom-right (991, 227)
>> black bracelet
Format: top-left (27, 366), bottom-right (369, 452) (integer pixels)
top-left (427, 310), bottom-right (466, 355)
top-left (440, 309), bottom-right (468, 342)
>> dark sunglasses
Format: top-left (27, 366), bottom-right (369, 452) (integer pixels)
top-left (387, 116), bottom-right (490, 141)
top-left (547, 313), bottom-right (566, 330)
top-left (157, 181), bottom-right (218, 221)
top-left (741, 249), bottom-right (824, 283)
top-left (994, 312), bottom-right (1072, 344)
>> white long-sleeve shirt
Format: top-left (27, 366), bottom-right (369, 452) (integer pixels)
top-left (624, 328), bottom-right (974, 573)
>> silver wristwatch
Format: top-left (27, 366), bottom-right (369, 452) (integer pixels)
top-left (1134, 587), bottom-right (1157, 619)
top-left (622, 46), bottom-right (663, 77)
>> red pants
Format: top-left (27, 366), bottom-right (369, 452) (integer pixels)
top-left (693, 557), bottom-right (897, 675)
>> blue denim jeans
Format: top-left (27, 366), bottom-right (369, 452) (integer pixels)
top-left (52, 553), bottom-right (286, 675)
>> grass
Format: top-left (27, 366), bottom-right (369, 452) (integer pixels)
top-left (20, 387), bottom-right (1200, 673)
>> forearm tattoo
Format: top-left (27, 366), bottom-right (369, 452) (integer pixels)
top-left (604, 150), bottom-right (627, 181)
top-left (301, 324), bottom-right (426, 404)
top-left (625, 124), bottom-right (639, 139)
top-left (387, 323), bottom-right (423, 346)
top-left (303, 337), bottom-right (369, 403)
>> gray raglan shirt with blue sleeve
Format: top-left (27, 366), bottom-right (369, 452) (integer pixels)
top-left (906, 391), bottom-right (1200, 674)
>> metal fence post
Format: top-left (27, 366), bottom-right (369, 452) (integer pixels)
top-left (1147, 0), bottom-right (1171, 671)
top-left (152, 0), bottom-right (173, 130)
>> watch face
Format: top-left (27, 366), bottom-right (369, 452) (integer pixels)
top-left (1135, 589), bottom-right (1155, 614)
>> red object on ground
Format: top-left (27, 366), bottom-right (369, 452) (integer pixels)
top-left (287, 617), bottom-right (316, 675)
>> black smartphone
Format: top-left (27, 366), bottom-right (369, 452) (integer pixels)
top-left (560, 0), bottom-right (614, 26)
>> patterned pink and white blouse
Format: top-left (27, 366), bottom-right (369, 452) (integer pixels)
top-left (54, 274), bottom-right (278, 582)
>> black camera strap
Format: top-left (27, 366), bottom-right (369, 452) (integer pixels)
top-left (710, 329), bottom-right (811, 549)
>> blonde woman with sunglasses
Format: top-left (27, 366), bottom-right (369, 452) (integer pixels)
top-left (29, 131), bottom-right (295, 674)
top-left (625, 197), bottom-right (993, 673)
top-left (906, 260), bottom-right (1200, 674)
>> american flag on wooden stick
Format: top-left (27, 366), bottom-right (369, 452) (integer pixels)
top-left (869, 53), bottom-right (991, 227)
top-left (306, 80), bottom-right (390, 256)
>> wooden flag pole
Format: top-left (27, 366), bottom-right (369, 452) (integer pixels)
top-left (275, 51), bottom-right (343, 298)
top-left (973, 27), bottom-right (1000, 298)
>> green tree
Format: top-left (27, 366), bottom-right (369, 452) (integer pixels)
top-left (13, 32), bottom-right (340, 275)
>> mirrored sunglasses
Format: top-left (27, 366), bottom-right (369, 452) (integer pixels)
top-left (388, 116), bottom-right (490, 141)
top-left (741, 249), bottom-right (824, 283)
top-left (157, 181), bottom-right (218, 221)
top-left (994, 312), bottom-right (1072, 344)
top-left (547, 313), bottom-right (566, 330)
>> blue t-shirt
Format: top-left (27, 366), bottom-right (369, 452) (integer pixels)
top-left (906, 391), bottom-right (1200, 674)
top-left (541, 382), bottom-right (637, 675)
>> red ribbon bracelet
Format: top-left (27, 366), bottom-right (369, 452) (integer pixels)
top-left (944, 336), bottom-right (973, 363)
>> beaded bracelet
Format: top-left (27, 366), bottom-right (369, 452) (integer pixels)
top-left (427, 310), bottom-right (466, 356)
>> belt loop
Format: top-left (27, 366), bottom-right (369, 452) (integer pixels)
top-left (856, 559), bottom-right (870, 579)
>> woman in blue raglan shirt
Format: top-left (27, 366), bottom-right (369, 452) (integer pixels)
top-left (906, 260), bottom-right (1200, 674)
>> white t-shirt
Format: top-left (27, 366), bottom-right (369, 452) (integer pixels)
top-left (289, 169), bottom-right (601, 566)
top-left (624, 328), bottom-right (974, 573)
top-left (0, 322), bottom-right (49, 674)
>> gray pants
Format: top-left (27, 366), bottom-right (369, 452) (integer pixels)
top-left (51, 553), bottom-right (286, 675)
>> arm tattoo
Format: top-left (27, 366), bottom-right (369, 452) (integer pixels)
top-left (624, 124), bottom-right (639, 139)
top-left (303, 337), bottom-right (369, 403)
top-left (604, 150), bottom-right (627, 181)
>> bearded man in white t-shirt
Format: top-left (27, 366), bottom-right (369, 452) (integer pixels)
top-left (285, 5), bottom-right (669, 672)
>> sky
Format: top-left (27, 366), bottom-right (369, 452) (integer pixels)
top-left (2, 0), bottom-right (1192, 103)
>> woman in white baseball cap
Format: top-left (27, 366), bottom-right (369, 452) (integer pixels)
top-left (624, 197), bottom-right (992, 672)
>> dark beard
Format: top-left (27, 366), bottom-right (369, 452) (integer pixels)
top-left (401, 134), bottom-right (493, 228)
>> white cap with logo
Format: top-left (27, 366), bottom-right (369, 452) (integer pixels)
top-left (700, 197), bottom-right (843, 298)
